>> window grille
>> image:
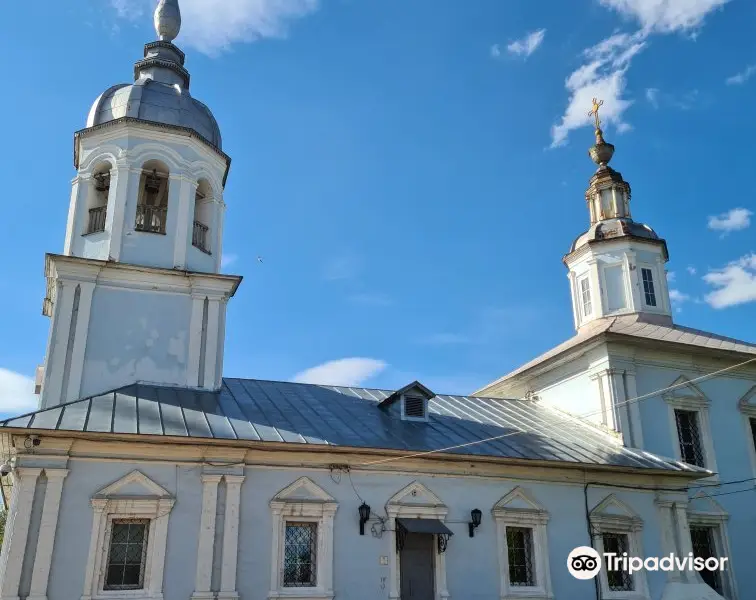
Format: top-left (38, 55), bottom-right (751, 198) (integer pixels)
top-left (104, 519), bottom-right (149, 590)
top-left (675, 409), bottom-right (705, 467)
top-left (690, 526), bottom-right (722, 594)
top-left (602, 532), bottom-right (634, 591)
top-left (283, 522), bottom-right (317, 587)
top-left (641, 268), bottom-right (657, 306)
top-left (506, 527), bottom-right (535, 586)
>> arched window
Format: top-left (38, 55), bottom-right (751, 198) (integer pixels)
top-left (135, 160), bottom-right (170, 234)
top-left (85, 163), bottom-right (112, 234)
top-left (192, 180), bottom-right (212, 254)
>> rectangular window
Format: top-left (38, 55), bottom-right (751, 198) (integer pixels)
top-left (675, 409), bottom-right (706, 467)
top-left (579, 277), bottom-right (592, 317)
top-left (750, 418), bottom-right (756, 454)
top-left (641, 268), bottom-right (657, 307)
top-left (283, 522), bottom-right (317, 587)
top-left (104, 519), bottom-right (149, 590)
top-left (605, 265), bottom-right (627, 312)
top-left (690, 526), bottom-right (722, 593)
top-left (506, 526), bottom-right (535, 587)
top-left (602, 533), bottom-right (634, 591)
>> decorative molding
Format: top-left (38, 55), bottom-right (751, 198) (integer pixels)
top-left (492, 488), bottom-right (553, 600)
top-left (81, 470), bottom-right (175, 600)
top-left (590, 494), bottom-right (649, 600)
top-left (385, 482), bottom-right (449, 600)
top-left (269, 478), bottom-right (337, 600)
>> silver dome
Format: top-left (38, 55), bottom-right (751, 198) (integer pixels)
top-left (568, 218), bottom-right (662, 254)
top-left (87, 78), bottom-right (222, 149)
top-left (85, 1), bottom-right (222, 150)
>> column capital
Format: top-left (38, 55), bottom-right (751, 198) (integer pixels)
top-left (200, 474), bottom-right (223, 484)
top-left (16, 467), bottom-right (43, 481)
top-left (43, 469), bottom-right (69, 481)
top-left (224, 475), bottom-right (245, 485)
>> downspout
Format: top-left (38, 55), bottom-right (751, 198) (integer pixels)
top-left (584, 481), bottom-right (602, 600)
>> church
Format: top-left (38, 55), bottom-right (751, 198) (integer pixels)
top-left (0, 2), bottom-right (751, 600)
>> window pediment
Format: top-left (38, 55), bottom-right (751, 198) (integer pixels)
top-left (387, 481), bottom-right (445, 509)
top-left (662, 376), bottom-right (709, 409)
top-left (738, 385), bottom-right (756, 417)
top-left (94, 470), bottom-right (172, 499)
top-left (590, 494), bottom-right (643, 531)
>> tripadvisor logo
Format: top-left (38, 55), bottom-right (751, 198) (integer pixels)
top-left (567, 546), bottom-right (728, 580)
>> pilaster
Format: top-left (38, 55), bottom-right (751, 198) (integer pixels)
top-left (192, 474), bottom-right (222, 600)
top-left (64, 176), bottom-right (86, 255)
top-left (41, 281), bottom-right (76, 408)
top-left (27, 469), bottom-right (69, 600)
top-left (173, 175), bottom-right (198, 270)
top-left (108, 164), bottom-right (141, 262)
top-left (0, 468), bottom-right (42, 600)
top-left (202, 299), bottom-right (221, 390)
top-left (64, 282), bottom-right (95, 403)
top-left (218, 475), bottom-right (244, 600)
top-left (214, 200), bottom-right (226, 272)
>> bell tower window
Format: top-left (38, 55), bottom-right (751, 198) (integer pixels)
top-left (192, 181), bottom-right (212, 254)
top-left (135, 162), bottom-right (169, 234)
top-left (85, 166), bottom-right (111, 235)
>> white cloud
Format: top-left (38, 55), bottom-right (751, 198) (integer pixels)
top-left (293, 358), bottom-right (387, 386)
top-left (550, 32), bottom-right (643, 147)
top-left (687, 266), bottom-right (697, 275)
top-left (0, 369), bottom-right (38, 415)
top-left (507, 29), bottom-right (546, 58)
top-left (551, 0), bottom-right (728, 147)
top-left (703, 253), bottom-right (756, 308)
top-left (666, 270), bottom-right (676, 282)
top-left (669, 289), bottom-right (690, 303)
top-left (490, 44), bottom-right (502, 59)
top-left (221, 253), bottom-right (239, 268)
top-left (598, 0), bottom-right (730, 34)
top-left (646, 87), bottom-right (660, 108)
top-left (726, 64), bottom-right (756, 86)
top-left (110, 0), bottom-right (319, 55)
top-left (707, 207), bottom-right (753, 234)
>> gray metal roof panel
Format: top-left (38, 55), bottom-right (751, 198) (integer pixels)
top-left (0, 379), bottom-right (708, 475)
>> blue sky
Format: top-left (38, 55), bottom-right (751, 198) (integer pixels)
top-left (0, 0), bottom-right (755, 415)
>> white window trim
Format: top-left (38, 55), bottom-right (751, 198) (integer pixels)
top-left (737, 386), bottom-right (756, 487)
top-left (687, 507), bottom-right (738, 600)
top-left (599, 262), bottom-right (631, 315)
top-left (578, 275), bottom-right (593, 319)
top-left (663, 391), bottom-right (719, 482)
top-left (401, 394), bottom-right (429, 422)
top-left (269, 477), bottom-right (338, 600)
top-left (590, 496), bottom-right (650, 600)
top-left (386, 481), bottom-right (450, 600)
top-left (492, 488), bottom-right (553, 600)
top-left (82, 488), bottom-right (175, 600)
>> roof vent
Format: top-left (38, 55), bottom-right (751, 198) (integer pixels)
top-left (403, 395), bottom-right (427, 421)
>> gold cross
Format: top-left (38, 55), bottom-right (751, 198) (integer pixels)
top-left (588, 98), bottom-right (604, 129)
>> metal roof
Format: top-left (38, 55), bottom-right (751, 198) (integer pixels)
top-left (0, 379), bottom-right (705, 475)
top-left (478, 314), bottom-right (756, 393)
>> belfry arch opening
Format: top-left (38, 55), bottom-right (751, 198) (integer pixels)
top-left (192, 179), bottom-right (213, 254)
top-left (85, 162), bottom-right (112, 235)
top-left (135, 159), bottom-right (170, 234)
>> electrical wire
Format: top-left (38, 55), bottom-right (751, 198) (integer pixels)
top-left (357, 355), bottom-right (756, 468)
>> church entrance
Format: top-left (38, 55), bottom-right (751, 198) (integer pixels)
top-left (399, 532), bottom-right (435, 600)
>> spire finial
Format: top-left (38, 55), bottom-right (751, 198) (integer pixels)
top-left (587, 97), bottom-right (614, 167)
top-left (154, 0), bottom-right (181, 42)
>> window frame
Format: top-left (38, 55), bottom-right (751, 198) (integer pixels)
top-left (578, 275), bottom-right (593, 318)
top-left (282, 521), bottom-right (319, 588)
top-left (738, 386), bottom-right (756, 486)
top-left (590, 496), bottom-right (649, 600)
top-left (269, 477), bottom-right (338, 600)
top-left (103, 518), bottom-right (150, 592)
top-left (687, 509), bottom-right (737, 599)
top-left (492, 488), bottom-right (553, 600)
top-left (82, 471), bottom-right (175, 600)
top-left (663, 391), bottom-right (718, 482)
top-left (639, 266), bottom-right (657, 307)
top-left (401, 394), bottom-right (428, 422)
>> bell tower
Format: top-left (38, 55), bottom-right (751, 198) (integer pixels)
top-left (38, 0), bottom-right (242, 408)
top-left (564, 99), bottom-right (671, 331)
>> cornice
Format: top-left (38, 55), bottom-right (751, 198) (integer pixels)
top-left (74, 117), bottom-right (231, 186)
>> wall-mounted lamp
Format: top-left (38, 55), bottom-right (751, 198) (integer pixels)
top-left (359, 502), bottom-right (371, 535)
top-left (468, 508), bottom-right (482, 538)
